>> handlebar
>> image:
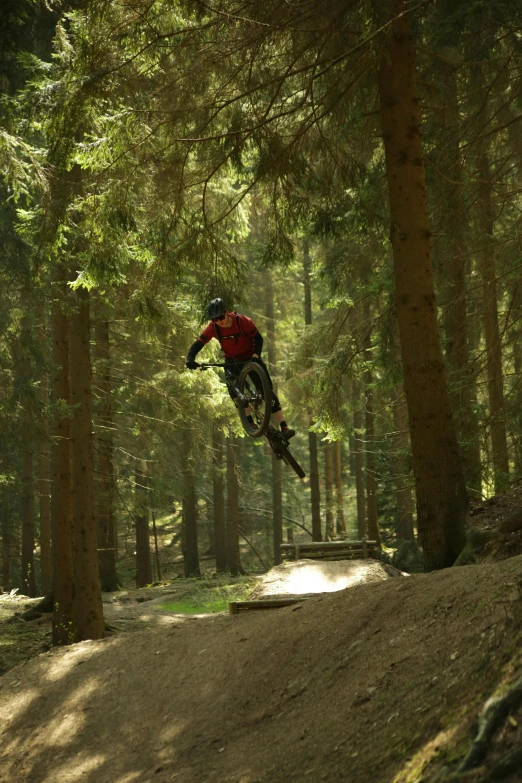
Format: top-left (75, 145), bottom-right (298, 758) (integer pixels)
top-left (191, 359), bottom-right (256, 371)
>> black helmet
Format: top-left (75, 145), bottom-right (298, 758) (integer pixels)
top-left (207, 298), bottom-right (227, 320)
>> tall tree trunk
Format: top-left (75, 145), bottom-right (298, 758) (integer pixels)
top-left (378, 5), bottom-right (467, 568)
top-left (226, 436), bottom-right (243, 576)
top-left (334, 441), bottom-right (346, 534)
top-left (135, 462), bottom-right (152, 586)
top-left (303, 239), bottom-right (322, 540)
top-left (181, 436), bottom-right (200, 578)
top-left (392, 385), bottom-right (415, 541)
top-left (363, 307), bottom-right (381, 546)
top-left (20, 290), bottom-right (36, 597)
top-left (21, 434), bottom-right (36, 597)
top-left (438, 60), bottom-right (481, 494)
top-left (478, 150), bottom-right (509, 493)
top-left (38, 321), bottom-right (52, 596)
top-left (465, 292), bottom-right (483, 490)
top-left (324, 441), bottom-right (334, 539)
top-left (1, 503), bottom-right (9, 591)
top-left (70, 287), bottom-right (104, 640)
top-left (151, 506), bottom-right (161, 582)
top-left (51, 269), bottom-right (76, 644)
top-left (309, 425), bottom-right (322, 541)
top-left (353, 384), bottom-right (366, 538)
top-left (272, 455), bottom-right (283, 560)
top-left (265, 270), bottom-right (283, 562)
top-left (512, 277), bottom-right (522, 479)
top-left (94, 317), bottom-right (118, 591)
top-left (212, 425), bottom-right (227, 572)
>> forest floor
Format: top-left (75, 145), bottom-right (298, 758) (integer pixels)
top-left (1, 488), bottom-right (522, 783)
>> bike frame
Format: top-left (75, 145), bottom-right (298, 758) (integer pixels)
top-left (197, 361), bottom-right (248, 406)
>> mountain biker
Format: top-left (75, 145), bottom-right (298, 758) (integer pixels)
top-left (185, 298), bottom-right (296, 440)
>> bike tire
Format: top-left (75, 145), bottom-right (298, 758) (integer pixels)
top-left (237, 361), bottom-right (272, 438)
top-left (266, 427), bottom-right (306, 479)
top-left (277, 438), bottom-right (306, 479)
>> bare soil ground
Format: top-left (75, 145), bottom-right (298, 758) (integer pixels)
top-left (1, 493), bottom-right (522, 783)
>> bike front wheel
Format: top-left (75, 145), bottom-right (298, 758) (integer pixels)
top-left (266, 426), bottom-right (306, 479)
top-left (237, 361), bottom-right (272, 437)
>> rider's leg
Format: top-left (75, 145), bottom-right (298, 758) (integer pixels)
top-left (271, 393), bottom-right (295, 439)
top-left (254, 359), bottom-right (296, 438)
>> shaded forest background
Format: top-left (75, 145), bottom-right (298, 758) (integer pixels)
top-left (2, 0), bottom-right (522, 643)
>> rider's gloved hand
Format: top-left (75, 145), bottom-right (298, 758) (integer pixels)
top-left (186, 359), bottom-right (199, 370)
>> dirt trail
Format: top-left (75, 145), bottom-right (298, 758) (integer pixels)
top-left (1, 555), bottom-right (521, 783)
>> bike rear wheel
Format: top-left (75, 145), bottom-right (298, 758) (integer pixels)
top-left (237, 361), bottom-right (272, 437)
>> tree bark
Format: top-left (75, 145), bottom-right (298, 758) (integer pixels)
top-left (272, 454), bottom-right (283, 559)
top-left (135, 462), bottom-right (152, 586)
top-left (324, 440), bottom-right (334, 539)
top-left (512, 277), bottom-right (522, 479)
top-left (303, 239), bottom-right (322, 541)
top-left (265, 270), bottom-right (283, 563)
top-left (21, 437), bottom-right (36, 597)
top-left (334, 441), bottom-right (346, 534)
top-left (38, 330), bottom-right (52, 596)
top-left (181, 437), bottom-right (200, 577)
top-left (19, 291), bottom-right (36, 597)
top-left (212, 425), bottom-right (227, 572)
top-left (353, 384), bottom-right (366, 538)
top-left (226, 436), bottom-right (243, 576)
top-left (309, 427), bottom-right (322, 541)
top-left (1, 506), bottom-right (9, 592)
top-left (478, 150), bottom-right (509, 493)
top-left (70, 287), bottom-right (104, 640)
top-left (392, 385), bottom-right (415, 541)
top-left (378, 5), bottom-right (467, 568)
top-left (51, 268), bottom-right (76, 644)
top-left (363, 306), bottom-right (381, 546)
top-left (93, 316), bottom-right (118, 591)
top-left (438, 60), bottom-right (481, 494)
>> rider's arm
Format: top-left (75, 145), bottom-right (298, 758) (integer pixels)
top-left (186, 323), bottom-right (216, 364)
top-left (186, 339), bottom-right (204, 364)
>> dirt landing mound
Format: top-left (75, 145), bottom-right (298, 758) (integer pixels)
top-left (1, 556), bottom-right (522, 783)
top-left (248, 558), bottom-right (405, 600)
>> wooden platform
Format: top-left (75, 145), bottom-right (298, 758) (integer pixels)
top-left (280, 538), bottom-right (379, 561)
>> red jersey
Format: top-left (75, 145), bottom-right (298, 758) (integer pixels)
top-left (198, 312), bottom-right (258, 360)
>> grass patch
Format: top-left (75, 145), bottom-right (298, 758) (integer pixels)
top-left (157, 577), bottom-right (255, 615)
top-left (158, 598), bottom-right (231, 614)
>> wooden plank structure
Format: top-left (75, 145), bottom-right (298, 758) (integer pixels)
top-left (229, 596), bottom-right (315, 614)
top-left (280, 538), bottom-right (379, 562)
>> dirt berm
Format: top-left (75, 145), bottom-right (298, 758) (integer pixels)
top-left (1, 554), bottom-right (521, 783)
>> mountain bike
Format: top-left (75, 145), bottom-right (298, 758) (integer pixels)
top-left (197, 360), bottom-right (306, 479)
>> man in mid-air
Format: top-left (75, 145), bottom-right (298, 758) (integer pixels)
top-left (185, 298), bottom-right (295, 440)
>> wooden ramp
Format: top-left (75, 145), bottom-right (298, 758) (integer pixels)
top-left (280, 538), bottom-right (379, 561)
